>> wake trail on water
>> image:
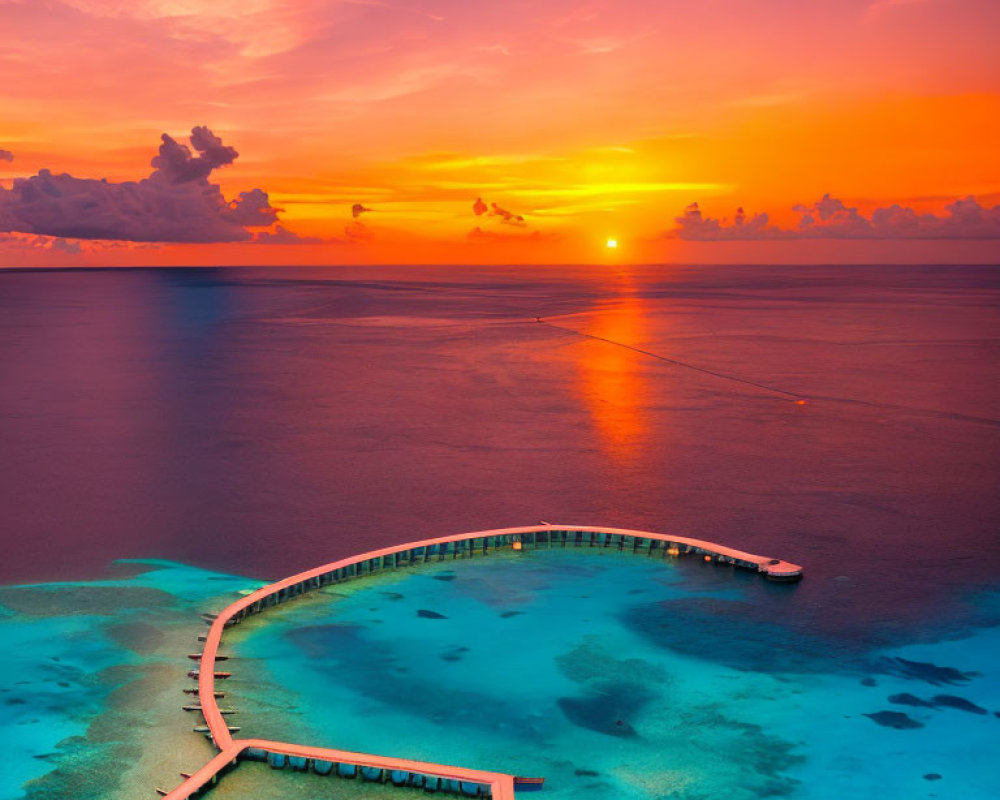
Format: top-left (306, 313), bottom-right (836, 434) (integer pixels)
top-left (534, 316), bottom-right (807, 402)
top-left (534, 317), bottom-right (1000, 427)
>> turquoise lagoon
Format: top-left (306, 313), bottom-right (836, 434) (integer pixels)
top-left (1, 552), bottom-right (998, 799)
top-left (224, 549), bottom-right (1000, 800)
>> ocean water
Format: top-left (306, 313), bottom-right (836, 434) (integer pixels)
top-left (0, 264), bottom-right (998, 797)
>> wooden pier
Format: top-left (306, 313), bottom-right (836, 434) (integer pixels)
top-left (158, 524), bottom-right (802, 799)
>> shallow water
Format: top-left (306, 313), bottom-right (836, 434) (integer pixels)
top-left (0, 561), bottom-right (266, 800)
top-left (227, 549), bottom-right (1000, 800)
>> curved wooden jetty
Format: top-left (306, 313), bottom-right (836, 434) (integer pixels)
top-left (159, 524), bottom-right (801, 799)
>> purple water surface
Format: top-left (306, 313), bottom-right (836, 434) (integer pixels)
top-left (1, 264), bottom-right (998, 645)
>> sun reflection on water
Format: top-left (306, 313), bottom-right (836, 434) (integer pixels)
top-left (574, 275), bottom-right (652, 464)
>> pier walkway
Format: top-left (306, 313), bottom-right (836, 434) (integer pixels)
top-left (159, 524), bottom-right (802, 799)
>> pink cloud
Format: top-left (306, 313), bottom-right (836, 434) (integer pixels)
top-left (672, 195), bottom-right (1000, 240)
top-left (0, 127), bottom-right (301, 243)
top-left (0, 231), bottom-right (167, 254)
top-left (0, 149), bottom-right (12, 162)
top-left (0, 232), bottom-right (81, 253)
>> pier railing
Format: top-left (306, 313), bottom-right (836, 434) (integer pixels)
top-left (160, 524), bottom-right (802, 799)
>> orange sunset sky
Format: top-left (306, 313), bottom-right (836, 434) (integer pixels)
top-left (1, 0), bottom-right (998, 266)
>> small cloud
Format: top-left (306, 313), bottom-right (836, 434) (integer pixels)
top-left (490, 201), bottom-right (525, 225)
top-left (0, 149), bottom-right (13, 162)
top-left (352, 203), bottom-right (371, 218)
top-left (670, 195), bottom-right (1000, 240)
top-left (671, 201), bottom-right (781, 240)
top-left (471, 196), bottom-right (527, 225)
top-left (0, 232), bottom-right (81, 253)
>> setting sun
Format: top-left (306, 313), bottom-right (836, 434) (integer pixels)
top-left (606, 238), bottom-right (618, 249)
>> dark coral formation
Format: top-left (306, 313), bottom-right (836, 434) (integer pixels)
top-left (863, 711), bottom-right (924, 729)
top-left (931, 695), bottom-right (987, 715)
top-left (557, 682), bottom-right (649, 738)
top-left (873, 657), bottom-right (976, 686)
top-left (888, 693), bottom-right (936, 708)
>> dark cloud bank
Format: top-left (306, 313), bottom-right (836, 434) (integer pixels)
top-left (0, 127), bottom-right (305, 244)
top-left (673, 194), bottom-right (1000, 241)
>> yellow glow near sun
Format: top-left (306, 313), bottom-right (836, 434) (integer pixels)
top-left (606, 238), bottom-right (618, 249)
